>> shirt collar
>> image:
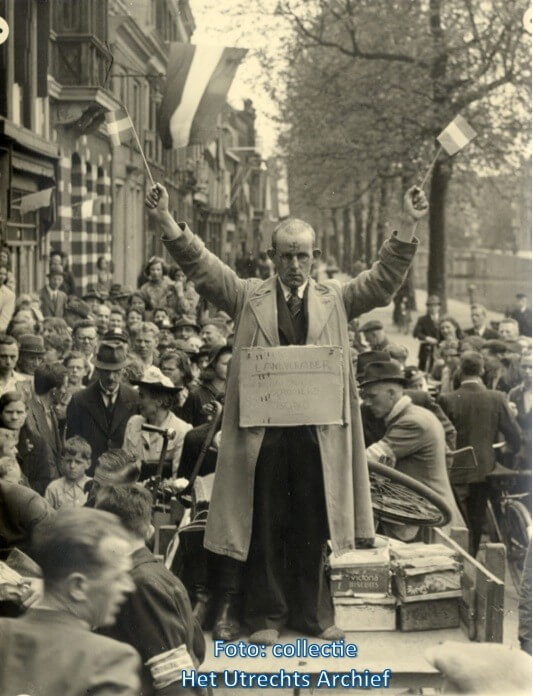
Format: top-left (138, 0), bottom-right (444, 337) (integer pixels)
top-left (384, 394), bottom-right (412, 425)
top-left (279, 278), bottom-right (308, 300)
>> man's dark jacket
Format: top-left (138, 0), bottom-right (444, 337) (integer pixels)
top-left (101, 546), bottom-right (205, 696)
top-left (438, 381), bottom-right (521, 484)
top-left (66, 381), bottom-right (138, 474)
top-left (464, 326), bottom-right (499, 340)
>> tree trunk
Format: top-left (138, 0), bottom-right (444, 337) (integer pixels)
top-left (376, 177), bottom-right (388, 253)
top-left (330, 208), bottom-right (339, 265)
top-left (427, 157), bottom-right (452, 311)
top-left (343, 206), bottom-right (352, 273)
top-left (353, 198), bottom-right (364, 264)
top-left (365, 184), bottom-right (376, 264)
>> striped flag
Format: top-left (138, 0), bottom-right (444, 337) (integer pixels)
top-left (158, 43), bottom-right (248, 149)
top-left (437, 115), bottom-right (477, 156)
top-left (105, 108), bottom-right (135, 147)
top-left (75, 196), bottom-right (103, 219)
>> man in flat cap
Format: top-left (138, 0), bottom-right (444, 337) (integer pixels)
top-left (360, 319), bottom-right (389, 351)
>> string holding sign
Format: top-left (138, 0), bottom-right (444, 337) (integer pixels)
top-left (419, 114), bottom-right (477, 188)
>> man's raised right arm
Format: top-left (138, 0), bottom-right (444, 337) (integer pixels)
top-left (145, 184), bottom-right (245, 318)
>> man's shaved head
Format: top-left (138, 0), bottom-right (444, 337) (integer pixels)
top-left (268, 218), bottom-right (320, 289)
top-left (271, 218), bottom-right (316, 250)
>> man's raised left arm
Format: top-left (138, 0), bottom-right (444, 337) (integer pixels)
top-left (342, 186), bottom-right (428, 321)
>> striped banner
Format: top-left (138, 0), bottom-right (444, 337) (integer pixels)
top-left (158, 43), bottom-right (247, 149)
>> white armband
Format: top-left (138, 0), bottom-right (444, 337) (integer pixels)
top-left (145, 644), bottom-right (195, 690)
top-left (366, 441), bottom-right (396, 467)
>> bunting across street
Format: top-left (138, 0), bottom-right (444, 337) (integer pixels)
top-left (158, 43), bottom-right (248, 149)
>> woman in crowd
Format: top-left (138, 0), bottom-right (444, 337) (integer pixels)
top-left (159, 349), bottom-right (204, 425)
top-left (0, 391), bottom-right (53, 495)
top-left (126, 306), bottom-right (144, 343)
top-left (139, 256), bottom-right (173, 313)
top-left (122, 367), bottom-right (192, 481)
top-left (193, 345), bottom-right (232, 413)
top-left (42, 317), bottom-right (72, 354)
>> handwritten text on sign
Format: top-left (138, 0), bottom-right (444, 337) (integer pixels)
top-left (239, 345), bottom-right (344, 427)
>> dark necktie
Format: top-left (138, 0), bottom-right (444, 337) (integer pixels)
top-left (287, 287), bottom-right (303, 318)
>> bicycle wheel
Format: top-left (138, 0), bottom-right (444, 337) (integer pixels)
top-left (368, 461), bottom-right (452, 527)
top-left (503, 500), bottom-right (531, 591)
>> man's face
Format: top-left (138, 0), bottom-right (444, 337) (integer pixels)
top-left (363, 383), bottom-right (398, 419)
top-left (49, 273), bottom-right (63, 290)
top-left (271, 229), bottom-right (316, 289)
top-left (364, 329), bottom-right (385, 349)
top-left (471, 308), bottom-right (484, 329)
top-left (1, 399), bottom-right (27, 430)
top-left (18, 352), bottom-right (43, 375)
top-left (84, 536), bottom-right (134, 627)
top-left (66, 357), bottom-right (86, 385)
top-left (499, 321), bottom-right (518, 341)
top-left (74, 327), bottom-right (97, 357)
top-left (520, 357), bottom-right (532, 385)
top-left (134, 332), bottom-right (155, 359)
top-left (50, 253), bottom-right (62, 267)
top-left (0, 343), bottom-right (19, 375)
top-left (516, 297), bottom-right (528, 311)
top-left (94, 305), bottom-right (111, 333)
top-left (200, 324), bottom-right (222, 348)
top-left (109, 312), bottom-right (124, 331)
top-left (160, 359), bottom-right (185, 387)
top-left (176, 325), bottom-right (195, 340)
top-left (130, 296), bottom-right (145, 313)
top-left (63, 451), bottom-right (89, 482)
top-left (427, 304), bottom-right (440, 319)
top-left (97, 368), bottom-right (122, 393)
top-left (482, 349), bottom-right (501, 372)
top-left (154, 309), bottom-right (169, 324)
top-left (214, 352), bottom-right (231, 382)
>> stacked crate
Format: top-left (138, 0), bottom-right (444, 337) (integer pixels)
top-left (330, 536), bottom-right (396, 631)
top-left (391, 543), bottom-right (463, 631)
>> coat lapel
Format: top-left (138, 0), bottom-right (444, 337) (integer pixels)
top-left (85, 382), bottom-right (110, 435)
top-left (109, 385), bottom-right (133, 435)
top-left (248, 276), bottom-right (279, 346)
top-left (306, 280), bottom-right (336, 344)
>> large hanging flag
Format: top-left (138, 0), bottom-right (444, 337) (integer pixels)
top-left (19, 187), bottom-right (55, 215)
top-left (437, 115), bottom-right (477, 156)
top-left (105, 108), bottom-right (135, 147)
top-left (158, 43), bottom-right (248, 149)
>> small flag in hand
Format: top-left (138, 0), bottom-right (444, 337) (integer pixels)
top-left (105, 108), bottom-right (134, 147)
top-left (437, 115), bottom-right (476, 156)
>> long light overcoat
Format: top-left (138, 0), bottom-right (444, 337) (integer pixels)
top-left (164, 226), bottom-right (417, 561)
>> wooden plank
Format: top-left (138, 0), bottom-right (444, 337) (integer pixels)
top-left (432, 528), bottom-right (505, 643)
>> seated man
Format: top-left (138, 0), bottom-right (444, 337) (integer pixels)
top-left (0, 508), bottom-right (140, 695)
top-left (361, 360), bottom-right (464, 540)
top-left (96, 484), bottom-right (205, 696)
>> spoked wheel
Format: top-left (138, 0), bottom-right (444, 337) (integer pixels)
top-left (503, 500), bottom-right (531, 591)
top-left (369, 461), bottom-right (452, 527)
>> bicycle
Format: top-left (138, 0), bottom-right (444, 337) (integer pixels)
top-left (486, 461), bottom-right (531, 591)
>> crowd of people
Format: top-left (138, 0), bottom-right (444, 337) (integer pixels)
top-left (0, 179), bottom-right (530, 694)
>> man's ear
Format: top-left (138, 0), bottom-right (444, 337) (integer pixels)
top-left (267, 248), bottom-right (275, 260)
top-left (313, 249), bottom-right (322, 259)
top-left (66, 572), bottom-right (89, 603)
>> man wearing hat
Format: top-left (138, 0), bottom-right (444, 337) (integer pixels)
top-left (360, 360), bottom-right (464, 540)
top-left (83, 285), bottom-right (105, 314)
top-left (360, 320), bottom-right (389, 351)
top-left (39, 268), bottom-right (68, 318)
top-left (413, 294), bottom-right (441, 371)
top-left (174, 316), bottom-right (200, 341)
top-left (507, 292), bottom-right (532, 337)
top-left (147, 181), bottom-right (427, 644)
top-left (109, 284), bottom-right (133, 312)
top-left (66, 342), bottom-right (139, 475)
top-left (17, 334), bottom-right (46, 378)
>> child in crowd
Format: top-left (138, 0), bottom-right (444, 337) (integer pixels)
top-left (0, 456), bottom-right (23, 484)
top-left (44, 436), bottom-right (92, 510)
top-left (84, 448), bottom-right (139, 507)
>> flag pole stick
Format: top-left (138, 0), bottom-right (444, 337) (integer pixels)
top-left (124, 106), bottom-right (155, 187)
top-left (419, 146), bottom-right (442, 189)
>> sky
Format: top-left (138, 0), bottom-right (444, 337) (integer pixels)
top-left (188, 0), bottom-right (285, 156)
